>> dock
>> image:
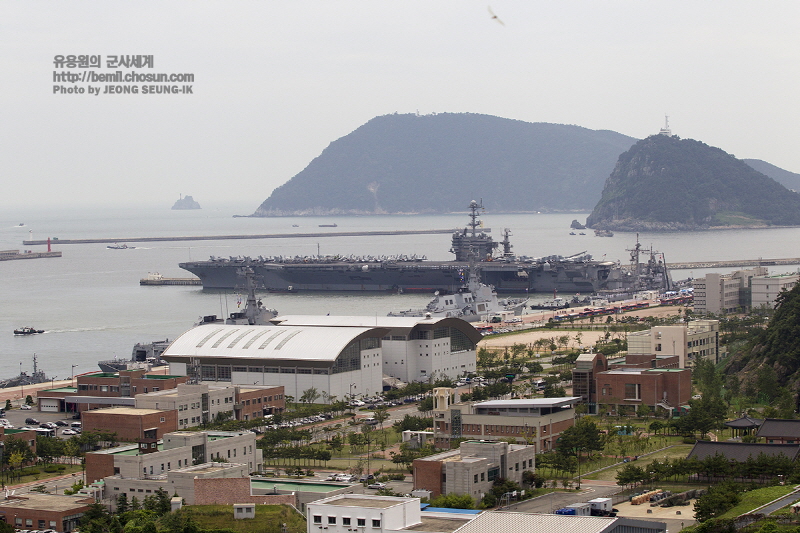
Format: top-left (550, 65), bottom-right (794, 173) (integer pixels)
top-left (0, 249), bottom-right (62, 261)
top-left (22, 228), bottom-right (457, 246)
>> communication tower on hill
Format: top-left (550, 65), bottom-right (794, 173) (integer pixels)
top-left (659, 115), bottom-right (672, 136)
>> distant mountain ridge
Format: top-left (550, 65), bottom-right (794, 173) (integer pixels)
top-left (586, 135), bottom-right (800, 231)
top-left (253, 113), bottom-right (638, 215)
top-left (250, 113), bottom-right (800, 218)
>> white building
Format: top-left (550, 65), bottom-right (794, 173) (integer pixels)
top-left (161, 325), bottom-right (387, 401)
top-left (134, 383), bottom-right (283, 430)
top-left (269, 316), bottom-right (481, 384)
top-left (307, 494), bottom-right (474, 533)
top-left (627, 319), bottom-right (720, 367)
top-left (87, 430), bottom-right (262, 506)
top-left (751, 273), bottom-right (799, 310)
top-left (692, 267), bottom-right (767, 314)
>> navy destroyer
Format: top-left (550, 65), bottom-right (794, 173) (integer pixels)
top-left (178, 201), bottom-right (671, 294)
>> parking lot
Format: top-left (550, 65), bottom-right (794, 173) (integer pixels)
top-left (1, 408), bottom-right (81, 438)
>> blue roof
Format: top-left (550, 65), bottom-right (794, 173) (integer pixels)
top-left (422, 507), bottom-right (482, 515)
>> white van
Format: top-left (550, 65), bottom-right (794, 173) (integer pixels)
top-left (71, 421), bottom-right (82, 428)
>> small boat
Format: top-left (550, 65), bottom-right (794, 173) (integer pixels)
top-left (569, 232), bottom-right (576, 235)
top-left (292, 224), bottom-right (299, 227)
top-left (579, 232), bottom-right (586, 235)
top-left (107, 243), bottom-right (135, 249)
top-left (318, 223), bottom-right (338, 228)
top-left (14, 327), bottom-right (44, 335)
top-left (17, 223), bottom-right (25, 227)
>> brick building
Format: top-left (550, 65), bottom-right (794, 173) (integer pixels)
top-left (81, 406), bottom-right (178, 442)
top-left (63, 369), bottom-right (189, 414)
top-left (413, 440), bottom-right (535, 499)
top-left (0, 493), bottom-right (94, 532)
top-left (430, 389), bottom-right (578, 452)
top-left (134, 383), bottom-right (285, 429)
top-left (595, 368), bottom-right (691, 416)
top-left (1, 427), bottom-right (38, 459)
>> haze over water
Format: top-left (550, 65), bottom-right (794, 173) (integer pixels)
top-left (2, 204), bottom-right (799, 383)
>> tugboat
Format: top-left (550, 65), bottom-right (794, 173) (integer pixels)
top-left (14, 327), bottom-right (44, 335)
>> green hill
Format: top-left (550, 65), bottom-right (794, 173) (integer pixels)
top-left (252, 113), bottom-right (637, 216)
top-left (586, 135), bottom-right (800, 231)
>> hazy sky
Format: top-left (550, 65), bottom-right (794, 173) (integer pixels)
top-left (3, 1), bottom-right (799, 211)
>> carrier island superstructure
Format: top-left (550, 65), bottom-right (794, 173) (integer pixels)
top-left (178, 201), bottom-right (671, 294)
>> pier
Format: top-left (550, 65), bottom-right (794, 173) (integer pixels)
top-left (0, 249), bottom-right (62, 261)
top-left (22, 228), bottom-right (457, 246)
top-left (667, 258), bottom-right (800, 270)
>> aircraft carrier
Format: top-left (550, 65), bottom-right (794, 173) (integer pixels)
top-left (178, 201), bottom-right (672, 294)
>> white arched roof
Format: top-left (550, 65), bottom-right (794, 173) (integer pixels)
top-left (162, 325), bottom-right (385, 362)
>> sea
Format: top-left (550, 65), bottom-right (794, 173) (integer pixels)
top-left (2, 204), bottom-right (799, 383)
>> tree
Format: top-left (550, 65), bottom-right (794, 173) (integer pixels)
top-left (142, 487), bottom-right (172, 515)
top-left (25, 395), bottom-right (34, 406)
top-left (693, 482), bottom-right (742, 522)
top-left (636, 404), bottom-right (652, 418)
top-left (3, 400), bottom-right (10, 412)
top-left (557, 417), bottom-right (603, 487)
top-left (429, 493), bottom-right (474, 509)
top-left (418, 396), bottom-right (434, 413)
top-left (300, 387), bottom-right (320, 405)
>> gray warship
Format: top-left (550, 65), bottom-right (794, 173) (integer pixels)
top-left (0, 353), bottom-right (49, 389)
top-left (178, 201), bottom-right (672, 294)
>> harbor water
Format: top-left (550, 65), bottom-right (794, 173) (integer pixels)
top-left (1, 204), bottom-right (799, 383)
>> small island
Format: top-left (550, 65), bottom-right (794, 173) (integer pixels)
top-left (172, 195), bottom-right (201, 210)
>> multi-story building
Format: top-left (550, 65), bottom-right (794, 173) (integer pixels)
top-left (751, 273), bottom-right (799, 311)
top-left (693, 267), bottom-right (767, 314)
top-left (86, 430), bottom-right (263, 497)
top-left (572, 353), bottom-right (609, 413)
top-left (627, 319), bottom-right (720, 368)
top-left (413, 440), bottom-right (535, 499)
top-left (54, 369), bottom-right (191, 414)
top-left (134, 383), bottom-right (285, 429)
top-left (594, 368), bottom-right (691, 416)
top-left (430, 390), bottom-right (578, 452)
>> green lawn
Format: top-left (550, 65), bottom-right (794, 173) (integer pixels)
top-left (717, 485), bottom-right (799, 519)
top-left (187, 504), bottom-right (306, 533)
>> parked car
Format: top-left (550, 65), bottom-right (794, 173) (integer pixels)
top-left (367, 482), bottom-right (386, 490)
top-left (71, 412), bottom-right (81, 419)
top-left (25, 417), bottom-right (39, 425)
top-left (19, 404), bottom-right (32, 410)
top-left (54, 420), bottom-right (68, 427)
top-left (40, 422), bottom-right (57, 429)
top-left (359, 474), bottom-right (375, 482)
top-left (61, 429), bottom-right (77, 436)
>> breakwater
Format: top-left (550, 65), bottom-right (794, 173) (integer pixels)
top-left (22, 228), bottom-right (456, 246)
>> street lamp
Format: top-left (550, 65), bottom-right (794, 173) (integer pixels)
top-left (349, 383), bottom-right (357, 415)
top-left (71, 365), bottom-right (78, 386)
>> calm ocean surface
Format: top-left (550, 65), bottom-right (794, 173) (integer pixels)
top-left (2, 204), bottom-right (799, 382)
